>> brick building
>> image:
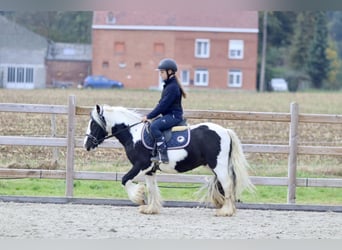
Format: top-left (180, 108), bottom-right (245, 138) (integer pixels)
top-left (92, 5), bottom-right (258, 90)
top-left (46, 42), bottom-right (92, 88)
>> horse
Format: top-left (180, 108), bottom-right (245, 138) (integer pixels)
top-left (84, 104), bottom-right (255, 216)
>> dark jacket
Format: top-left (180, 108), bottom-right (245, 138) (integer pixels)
top-left (147, 77), bottom-right (183, 120)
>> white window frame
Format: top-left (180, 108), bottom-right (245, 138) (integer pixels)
top-left (7, 66), bottom-right (34, 84)
top-left (228, 69), bottom-right (242, 88)
top-left (194, 69), bottom-right (209, 86)
top-left (195, 39), bottom-right (210, 58)
top-left (106, 12), bottom-right (116, 24)
top-left (228, 40), bottom-right (244, 59)
top-left (181, 69), bottom-right (190, 86)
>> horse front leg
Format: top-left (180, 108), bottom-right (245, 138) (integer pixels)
top-left (122, 166), bottom-right (146, 205)
top-left (124, 180), bottom-right (146, 205)
top-left (139, 170), bottom-right (162, 214)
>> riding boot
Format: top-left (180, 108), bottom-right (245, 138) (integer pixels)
top-left (150, 137), bottom-right (169, 164)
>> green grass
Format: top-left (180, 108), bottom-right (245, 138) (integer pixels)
top-left (0, 179), bottom-right (341, 205)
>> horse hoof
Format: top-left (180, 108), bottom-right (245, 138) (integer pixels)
top-left (215, 212), bottom-right (234, 217)
top-left (128, 183), bottom-right (146, 205)
top-left (139, 205), bottom-right (160, 214)
top-left (215, 209), bottom-right (235, 217)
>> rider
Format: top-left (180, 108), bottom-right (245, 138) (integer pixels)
top-left (142, 58), bottom-right (187, 164)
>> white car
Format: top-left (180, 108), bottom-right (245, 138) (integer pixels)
top-left (270, 78), bottom-right (288, 92)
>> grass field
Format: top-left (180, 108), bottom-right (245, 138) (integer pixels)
top-left (0, 88), bottom-right (341, 204)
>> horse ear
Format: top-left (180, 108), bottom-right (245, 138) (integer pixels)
top-left (96, 105), bottom-right (101, 114)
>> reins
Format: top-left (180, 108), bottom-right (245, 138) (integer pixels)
top-left (86, 120), bottom-right (144, 146)
top-left (104, 121), bottom-right (144, 140)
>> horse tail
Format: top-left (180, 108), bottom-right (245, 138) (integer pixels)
top-left (226, 128), bottom-right (255, 197)
top-left (197, 128), bottom-right (255, 207)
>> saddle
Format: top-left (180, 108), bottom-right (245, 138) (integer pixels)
top-left (141, 120), bottom-right (190, 150)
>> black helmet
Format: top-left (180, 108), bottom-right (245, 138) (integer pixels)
top-left (158, 58), bottom-right (178, 72)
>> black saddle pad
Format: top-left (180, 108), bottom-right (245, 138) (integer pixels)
top-left (141, 123), bottom-right (190, 150)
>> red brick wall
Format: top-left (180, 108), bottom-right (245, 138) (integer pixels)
top-left (46, 60), bottom-right (91, 88)
top-left (92, 29), bottom-right (258, 90)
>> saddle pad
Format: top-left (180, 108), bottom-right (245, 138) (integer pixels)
top-left (141, 123), bottom-right (191, 150)
top-left (171, 126), bottom-right (188, 132)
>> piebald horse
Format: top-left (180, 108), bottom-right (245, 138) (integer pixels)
top-left (84, 105), bottom-right (255, 216)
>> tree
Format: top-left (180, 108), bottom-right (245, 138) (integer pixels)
top-left (264, 12), bottom-right (297, 47)
top-left (289, 12), bottom-right (315, 70)
top-left (257, 11), bottom-right (298, 90)
top-left (2, 11), bottom-right (92, 44)
top-left (327, 11), bottom-right (342, 58)
top-left (326, 39), bottom-right (341, 89)
top-left (306, 12), bottom-right (330, 89)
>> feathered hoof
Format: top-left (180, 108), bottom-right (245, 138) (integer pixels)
top-left (215, 209), bottom-right (235, 217)
top-left (139, 205), bottom-right (160, 214)
top-left (215, 205), bottom-right (236, 217)
top-left (130, 183), bottom-right (146, 205)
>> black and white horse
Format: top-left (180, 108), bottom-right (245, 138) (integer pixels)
top-left (84, 105), bottom-right (255, 216)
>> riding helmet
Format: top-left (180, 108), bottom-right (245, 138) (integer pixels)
top-left (157, 58), bottom-right (178, 72)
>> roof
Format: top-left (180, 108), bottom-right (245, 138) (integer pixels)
top-left (0, 15), bottom-right (47, 49)
top-left (93, 1), bottom-right (258, 32)
top-left (46, 42), bottom-right (92, 61)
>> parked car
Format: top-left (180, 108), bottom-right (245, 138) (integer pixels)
top-left (83, 75), bottom-right (124, 89)
top-left (52, 80), bottom-right (74, 89)
top-left (270, 78), bottom-right (288, 92)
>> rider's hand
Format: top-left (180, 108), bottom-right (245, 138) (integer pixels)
top-left (142, 116), bottom-right (149, 123)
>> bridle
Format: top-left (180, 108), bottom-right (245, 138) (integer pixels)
top-left (86, 119), bottom-right (144, 147)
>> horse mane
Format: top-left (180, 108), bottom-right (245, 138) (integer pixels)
top-left (93, 105), bottom-right (142, 129)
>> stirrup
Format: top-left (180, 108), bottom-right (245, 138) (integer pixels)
top-left (160, 153), bottom-right (169, 164)
top-left (150, 155), bottom-right (161, 163)
top-left (150, 153), bottom-right (169, 164)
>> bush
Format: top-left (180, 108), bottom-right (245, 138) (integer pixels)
top-left (285, 70), bottom-right (310, 92)
top-left (286, 75), bottom-right (299, 92)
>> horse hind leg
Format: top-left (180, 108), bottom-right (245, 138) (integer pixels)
top-left (138, 172), bottom-right (163, 214)
top-left (205, 177), bottom-right (225, 208)
top-left (213, 164), bottom-right (236, 217)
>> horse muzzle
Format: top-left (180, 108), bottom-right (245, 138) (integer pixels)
top-left (84, 134), bottom-right (100, 151)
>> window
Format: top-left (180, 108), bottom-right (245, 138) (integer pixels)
top-left (134, 62), bottom-right (142, 69)
top-left (228, 40), bottom-right (244, 59)
top-left (25, 68), bottom-right (34, 83)
top-left (7, 67), bottom-right (15, 82)
top-left (228, 69), bottom-right (242, 88)
top-left (194, 69), bottom-right (209, 86)
top-left (195, 39), bottom-right (210, 58)
top-left (7, 66), bottom-right (34, 84)
top-left (181, 70), bottom-right (190, 86)
top-left (107, 12), bottom-right (116, 24)
top-left (114, 42), bottom-right (125, 54)
top-left (17, 67), bottom-right (25, 82)
top-left (102, 61), bottom-right (109, 68)
top-left (154, 43), bottom-right (165, 55)
top-left (63, 48), bottom-right (75, 55)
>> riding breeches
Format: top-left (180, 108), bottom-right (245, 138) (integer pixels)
top-left (149, 114), bottom-right (182, 140)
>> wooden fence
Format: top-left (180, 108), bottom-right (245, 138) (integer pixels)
top-left (0, 95), bottom-right (341, 205)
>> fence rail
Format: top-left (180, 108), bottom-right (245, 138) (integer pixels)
top-left (0, 95), bottom-right (341, 204)
top-left (1, 168), bottom-right (341, 188)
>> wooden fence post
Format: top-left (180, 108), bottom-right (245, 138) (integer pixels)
top-left (287, 102), bottom-right (299, 204)
top-left (66, 95), bottom-right (76, 198)
top-left (51, 114), bottom-right (59, 163)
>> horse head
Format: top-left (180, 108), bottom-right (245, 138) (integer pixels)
top-left (84, 104), bottom-right (108, 151)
